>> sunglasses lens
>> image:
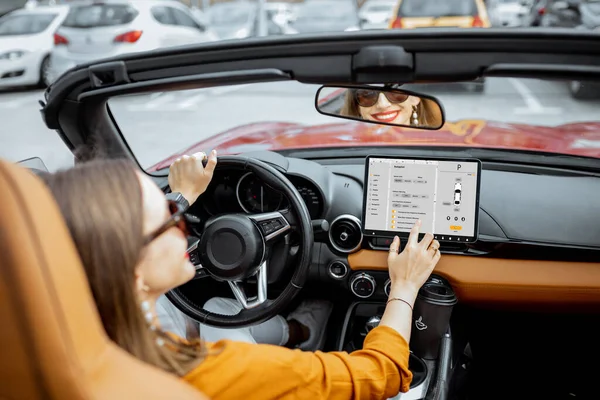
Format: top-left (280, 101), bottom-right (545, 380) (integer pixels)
top-left (168, 201), bottom-right (189, 236)
top-left (168, 201), bottom-right (179, 215)
top-left (386, 93), bottom-right (409, 103)
top-left (355, 90), bottom-right (379, 107)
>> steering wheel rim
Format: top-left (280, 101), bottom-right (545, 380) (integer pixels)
top-left (165, 155), bottom-right (313, 328)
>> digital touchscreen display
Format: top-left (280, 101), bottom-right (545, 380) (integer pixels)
top-left (363, 156), bottom-right (481, 243)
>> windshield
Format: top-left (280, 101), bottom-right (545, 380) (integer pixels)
top-left (0, 13), bottom-right (57, 36)
top-left (62, 4), bottom-right (138, 28)
top-left (209, 4), bottom-right (254, 25)
top-left (398, 0), bottom-right (478, 17)
top-left (106, 78), bottom-right (600, 172)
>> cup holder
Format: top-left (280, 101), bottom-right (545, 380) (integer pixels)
top-left (409, 353), bottom-right (427, 388)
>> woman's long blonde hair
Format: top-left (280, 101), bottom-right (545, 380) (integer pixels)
top-left (42, 159), bottom-right (205, 377)
top-left (340, 88), bottom-right (443, 128)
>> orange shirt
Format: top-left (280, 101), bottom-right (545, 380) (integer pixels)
top-left (184, 325), bottom-right (412, 400)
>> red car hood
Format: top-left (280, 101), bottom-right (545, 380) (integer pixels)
top-left (149, 120), bottom-right (600, 171)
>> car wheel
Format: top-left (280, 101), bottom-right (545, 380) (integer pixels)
top-left (38, 56), bottom-right (51, 88)
top-left (569, 80), bottom-right (598, 100)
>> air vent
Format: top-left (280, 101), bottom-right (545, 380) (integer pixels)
top-left (329, 214), bottom-right (363, 253)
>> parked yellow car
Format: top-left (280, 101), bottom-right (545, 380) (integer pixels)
top-left (389, 0), bottom-right (491, 29)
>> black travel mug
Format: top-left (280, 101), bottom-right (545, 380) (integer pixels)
top-left (409, 280), bottom-right (457, 360)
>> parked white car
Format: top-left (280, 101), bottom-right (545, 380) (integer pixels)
top-left (359, 0), bottom-right (396, 30)
top-left (47, 0), bottom-right (217, 85)
top-left (489, 0), bottom-right (530, 27)
top-left (0, 5), bottom-right (68, 88)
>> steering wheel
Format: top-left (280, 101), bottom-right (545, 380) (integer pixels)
top-left (165, 156), bottom-right (313, 328)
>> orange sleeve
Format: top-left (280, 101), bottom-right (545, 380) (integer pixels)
top-left (184, 325), bottom-right (412, 400)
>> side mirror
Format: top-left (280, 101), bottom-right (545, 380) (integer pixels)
top-left (315, 85), bottom-right (445, 130)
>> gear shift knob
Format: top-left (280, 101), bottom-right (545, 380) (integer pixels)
top-left (365, 315), bottom-right (381, 332)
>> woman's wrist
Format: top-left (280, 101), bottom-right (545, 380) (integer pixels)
top-left (387, 281), bottom-right (420, 305)
top-left (173, 189), bottom-right (198, 206)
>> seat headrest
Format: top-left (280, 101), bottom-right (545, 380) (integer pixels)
top-left (0, 160), bottom-right (207, 400)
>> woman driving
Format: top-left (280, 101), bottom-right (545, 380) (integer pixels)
top-left (340, 88), bottom-right (443, 128)
top-left (42, 155), bottom-right (442, 400)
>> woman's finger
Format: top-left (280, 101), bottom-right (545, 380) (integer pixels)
top-left (387, 236), bottom-right (400, 263)
top-left (192, 152), bottom-right (206, 172)
top-left (407, 219), bottom-right (421, 247)
top-left (192, 151), bottom-right (206, 162)
top-left (419, 232), bottom-right (434, 250)
top-left (204, 150), bottom-right (218, 175)
top-left (431, 248), bottom-right (442, 266)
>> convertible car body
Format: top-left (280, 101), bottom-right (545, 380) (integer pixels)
top-left (36, 28), bottom-right (600, 399)
top-left (148, 119), bottom-right (600, 171)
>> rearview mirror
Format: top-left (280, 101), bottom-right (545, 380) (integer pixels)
top-left (315, 85), bottom-right (445, 130)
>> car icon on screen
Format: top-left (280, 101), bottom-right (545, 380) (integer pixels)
top-left (454, 183), bottom-right (462, 205)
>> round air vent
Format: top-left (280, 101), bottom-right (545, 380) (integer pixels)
top-left (328, 261), bottom-right (349, 279)
top-left (329, 214), bottom-right (363, 253)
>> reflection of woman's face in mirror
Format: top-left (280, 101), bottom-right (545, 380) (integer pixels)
top-left (354, 90), bottom-right (421, 126)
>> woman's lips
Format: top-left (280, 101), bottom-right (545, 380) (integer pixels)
top-left (370, 110), bottom-right (400, 123)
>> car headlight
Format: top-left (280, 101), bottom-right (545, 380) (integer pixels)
top-left (0, 50), bottom-right (27, 61)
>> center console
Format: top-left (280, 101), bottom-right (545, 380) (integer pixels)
top-left (337, 276), bottom-right (457, 400)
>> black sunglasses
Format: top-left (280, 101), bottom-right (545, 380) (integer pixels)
top-left (144, 200), bottom-right (190, 245)
top-left (353, 89), bottom-right (410, 107)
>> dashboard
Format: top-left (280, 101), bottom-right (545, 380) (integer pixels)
top-left (187, 150), bottom-right (600, 307)
top-left (198, 169), bottom-right (324, 219)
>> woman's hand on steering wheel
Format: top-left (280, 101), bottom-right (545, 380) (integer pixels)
top-left (168, 150), bottom-right (218, 205)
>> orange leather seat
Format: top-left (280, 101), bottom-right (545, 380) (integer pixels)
top-left (0, 160), bottom-right (208, 400)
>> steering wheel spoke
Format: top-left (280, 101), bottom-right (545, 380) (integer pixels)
top-left (249, 211), bottom-right (292, 243)
top-left (228, 260), bottom-right (268, 309)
